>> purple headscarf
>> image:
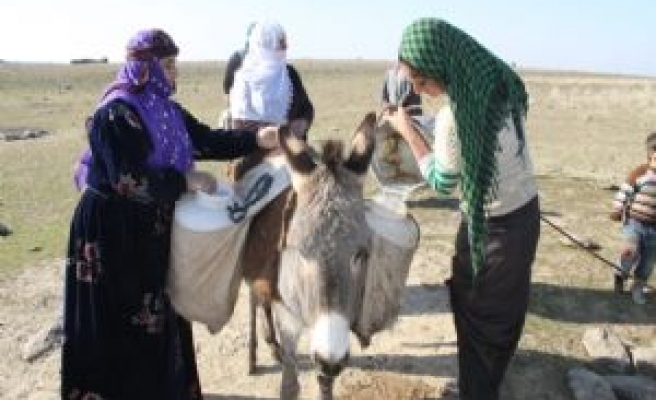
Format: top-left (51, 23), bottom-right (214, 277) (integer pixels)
top-left (98, 29), bottom-right (193, 173)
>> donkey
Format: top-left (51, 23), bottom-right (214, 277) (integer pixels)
top-left (240, 113), bottom-right (376, 399)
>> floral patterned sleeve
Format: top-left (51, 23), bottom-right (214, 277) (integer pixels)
top-left (89, 101), bottom-right (187, 203)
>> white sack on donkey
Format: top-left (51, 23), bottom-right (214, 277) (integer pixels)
top-left (167, 157), bottom-right (290, 333)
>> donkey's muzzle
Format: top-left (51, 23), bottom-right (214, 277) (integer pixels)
top-left (314, 351), bottom-right (350, 377)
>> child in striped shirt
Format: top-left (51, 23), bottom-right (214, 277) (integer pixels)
top-left (610, 131), bottom-right (656, 304)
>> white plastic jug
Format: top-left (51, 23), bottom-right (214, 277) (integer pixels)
top-left (168, 159), bottom-right (292, 333)
top-left (168, 184), bottom-right (250, 333)
top-left (173, 184), bottom-right (235, 231)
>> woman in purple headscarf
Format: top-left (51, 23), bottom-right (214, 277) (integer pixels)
top-left (61, 29), bottom-right (278, 400)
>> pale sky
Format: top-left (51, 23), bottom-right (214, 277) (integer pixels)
top-left (2, 0), bottom-right (655, 76)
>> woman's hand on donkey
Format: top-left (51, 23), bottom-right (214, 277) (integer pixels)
top-left (256, 126), bottom-right (280, 150)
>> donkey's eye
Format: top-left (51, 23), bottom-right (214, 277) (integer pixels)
top-left (351, 248), bottom-right (369, 266)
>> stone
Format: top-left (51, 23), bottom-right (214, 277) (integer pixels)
top-left (582, 327), bottom-right (632, 373)
top-left (604, 375), bottom-right (656, 400)
top-left (21, 316), bottom-right (63, 362)
top-left (631, 347), bottom-right (656, 378)
top-left (0, 222), bottom-right (12, 236)
top-left (567, 367), bottom-right (617, 400)
top-left (0, 128), bottom-right (50, 141)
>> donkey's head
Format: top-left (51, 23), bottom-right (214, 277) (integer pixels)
top-left (277, 112), bottom-right (376, 378)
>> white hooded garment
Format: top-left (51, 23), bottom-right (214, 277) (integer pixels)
top-left (230, 21), bottom-right (292, 125)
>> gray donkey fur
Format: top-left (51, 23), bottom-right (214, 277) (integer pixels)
top-left (267, 113), bottom-right (376, 400)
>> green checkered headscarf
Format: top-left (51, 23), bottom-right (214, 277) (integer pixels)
top-left (400, 18), bottom-right (528, 277)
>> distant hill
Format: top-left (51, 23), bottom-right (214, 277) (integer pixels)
top-left (70, 57), bottom-right (108, 65)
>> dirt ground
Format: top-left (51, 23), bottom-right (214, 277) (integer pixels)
top-left (2, 68), bottom-right (656, 399)
top-left (0, 216), bottom-right (459, 400)
top-left (3, 177), bottom-right (651, 400)
top-left (3, 178), bottom-right (656, 400)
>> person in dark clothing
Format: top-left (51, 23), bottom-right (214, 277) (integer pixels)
top-left (61, 28), bottom-right (277, 400)
top-left (223, 50), bottom-right (244, 95)
top-left (219, 23), bottom-right (255, 128)
top-left (384, 18), bottom-right (540, 400)
top-left (222, 22), bottom-right (255, 96)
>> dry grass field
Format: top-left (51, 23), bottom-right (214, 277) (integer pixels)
top-left (1, 61), bottom-right (655, 399)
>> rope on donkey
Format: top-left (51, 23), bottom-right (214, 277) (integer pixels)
top-left (540, 213), bottom-right (655, 292)
top-left (227, 173), bottom-right (274, 223)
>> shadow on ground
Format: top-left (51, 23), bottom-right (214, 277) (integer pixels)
top-left (349, 348), bottom-right (585, 399)
top-left (502, 347), bottom-right (590, 399)
top-left (407, 196), bottom-right (460, 211)
top-left (205, 396), bottom-right (277, 400)
top-left (350, 352), bottom-right (455, 377)
top-left (529, 281), bottom-right (656, 324)
top-left (400, 284), bottom-right (451, 316)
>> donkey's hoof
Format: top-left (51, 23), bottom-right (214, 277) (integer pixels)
top-left (281, 381), bottom-right (300, 400)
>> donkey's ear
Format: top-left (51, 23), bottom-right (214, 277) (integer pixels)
top-left (279, 124), bottom-right (317, 175)
top-left (344, 112), bottom-right (376, 175)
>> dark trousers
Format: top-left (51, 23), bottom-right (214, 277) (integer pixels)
top-left (448, 197), bottom-right (540, 400)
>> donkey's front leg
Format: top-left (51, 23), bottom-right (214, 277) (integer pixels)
top-left (262, 301), bottom-right (282, 362)
top-left (272, 301), bottom-right (302, 400)
top-left (280, 348), bottom-right (300, 400)
top-left (318, 374), bottom-right (336, 400)
top-left (248, 288), bottom-right (258, 375)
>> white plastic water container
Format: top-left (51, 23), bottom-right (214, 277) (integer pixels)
top-left (173, 184), bottom-right (235, 231)
top-left (168, 184), bottom-right (250, 333)
top-left (168, 159), bottom-right (292, 333)
top-left (353, 195), bottom-right (420, 343)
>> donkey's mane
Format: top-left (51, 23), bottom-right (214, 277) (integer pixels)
top-left (320, 140), bottom-right (344, 171)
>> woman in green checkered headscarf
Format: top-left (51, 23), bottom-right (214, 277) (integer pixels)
top-left (385, 18), bottom-right (540, 399)
top-left (400, 17), bottom-right (528, 276)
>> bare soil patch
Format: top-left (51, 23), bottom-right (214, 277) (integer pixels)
top-left (2, 64), bottom-right (656, 400)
